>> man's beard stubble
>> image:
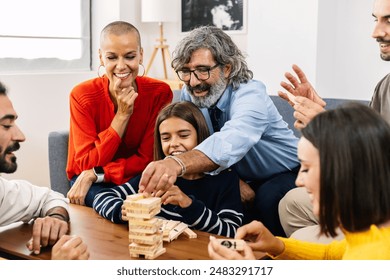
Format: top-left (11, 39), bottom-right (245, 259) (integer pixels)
top-left (377, 38), bottom-right (390, 61)
top-left (0, 142), bottom-right (20, 173)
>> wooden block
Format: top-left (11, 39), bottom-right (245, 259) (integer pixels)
top-left (125, 197), bottom-right (161, 210)
top-left (129, 241), bottom-right (163, 254)
top-left (125, 193), bottom-right (145, 202)
top-left (130, 247), bottom-right (166, 260)
top-left (129, 232), bottom-right (163, 245)
top-left (128, 218), bottom-right (163, 234)
top-left (128, 217), bottom-right (160, 226)
top-left (129, 241), bottom-right (166, 259)
top-left (183, 227), bottom-right (197, 239)
top-left (161, 220), bottom-right (181, 236)
top-left (217, 239), bottom-right (246, 251)
top-left (125, 206), bottom-right (161, 219)
top-left (165, 222), bottom-right (188, 242)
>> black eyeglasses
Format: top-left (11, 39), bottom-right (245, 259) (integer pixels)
top-left (176, 64), bottom-right (220, 82)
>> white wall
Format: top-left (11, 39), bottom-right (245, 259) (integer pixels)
top-left (0, 0), bottom-right (387, 187)
top-left (316, 0), bottom-right (389, 100)
top-left (247, 0), bottom-right (319, 97)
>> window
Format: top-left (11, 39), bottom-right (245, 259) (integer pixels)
top-left (0, 0), bottom-right (91, 73)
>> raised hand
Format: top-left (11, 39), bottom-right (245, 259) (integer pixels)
top-left (278, 64), bottom-right (326, 107)
top-left (278, 64), bottom-right (327, 129)
top-left (292, 96), bottom-right (326, 129)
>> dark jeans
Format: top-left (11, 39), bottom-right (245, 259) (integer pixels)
top-left (243, 166), bottom-right (299, 237)
top-left (70, 176), bottom-right (116, 207)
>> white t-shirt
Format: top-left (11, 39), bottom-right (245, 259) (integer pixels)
top-left (0, 177), bottom-right (69, 226)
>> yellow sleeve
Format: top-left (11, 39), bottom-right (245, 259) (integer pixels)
top-left (270, 237), bottom-right (346, 260)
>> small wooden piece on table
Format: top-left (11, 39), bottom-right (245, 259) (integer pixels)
top-left (217, 238), bottom-right (246, 251)
top-left (160, 219), bottom-right (197, 242)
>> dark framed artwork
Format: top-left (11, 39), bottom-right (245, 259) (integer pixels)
top-left (181, 0), bottom-right (247, 33)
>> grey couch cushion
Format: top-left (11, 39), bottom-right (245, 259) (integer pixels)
top-left (269, 95), bottom-right (369, 137)
top-left (48, 130), bottom-right (70, 196)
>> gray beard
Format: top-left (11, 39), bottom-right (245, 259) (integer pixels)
top-left (187, 76), bottom-right (228, 109)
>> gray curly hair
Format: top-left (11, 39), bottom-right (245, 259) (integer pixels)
top-left (171, 26), bottom-right (253, 90)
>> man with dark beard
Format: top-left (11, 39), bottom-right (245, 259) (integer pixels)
top-left (275, 0), bottom-right (390, 244)
top-left (139, 26), bottom-right (299, 237)
top-left (0, 82), bottom-right (88, 259)
top-left (367, 0), bottom-right (390, 122)
top-left (278, 1), bottom-right (390, 127)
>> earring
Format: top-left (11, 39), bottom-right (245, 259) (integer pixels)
top-left (138, 63), bottom-right (145, 77)
top-left (97, 65), bottom-right (105, 78)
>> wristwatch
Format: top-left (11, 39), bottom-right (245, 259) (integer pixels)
top-left (93, 166), bottom-right (105, 183)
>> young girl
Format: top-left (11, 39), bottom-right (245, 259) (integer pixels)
top-left (208, 103), bottom-right (390, 259)
top-left (93, 101), bottom-right (243, 238)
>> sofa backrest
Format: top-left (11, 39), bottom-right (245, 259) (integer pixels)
top-left (269, 95), bottom-right (369, 137)
top-left (48, 130), bottom-right (70, 195)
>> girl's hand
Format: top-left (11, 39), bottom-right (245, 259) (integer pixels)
top-left (160, 185), bottom-right (192, 208)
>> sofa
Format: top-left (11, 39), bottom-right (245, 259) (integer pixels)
top-left (269, 95), bottom-right (369, 137)
top-left (48, 93), bottom-right (369, 195)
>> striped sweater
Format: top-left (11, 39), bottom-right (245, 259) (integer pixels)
top-left (93, 169), bottom-right (244, 238)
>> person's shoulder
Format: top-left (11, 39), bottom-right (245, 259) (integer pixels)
top-left (0, 177), bottom-right (5, 192)
top-left (72, 76), bottom-right (103, 90)
top-left (230, 80), bottom-right (268, 104)
top-left (377, 73), bottom-right (390, 87)
top-left (245, 79), bottom-right (266, 90)
top-left (70, 77), bottom-right (108, 107)
top-left (233, 79), bottom-right (266, 94)
top-left (70, 76), bottom-right (106, 98)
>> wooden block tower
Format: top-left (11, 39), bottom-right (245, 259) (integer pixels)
top-left (123, 193), bottom-right (166, 259)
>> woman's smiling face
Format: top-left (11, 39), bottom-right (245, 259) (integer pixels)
top-left (295, 136), bottom-right (321, 216)
top-left (159, 116), bottom-right (198, 157)
top-left (99, 30), bottom-right (143, 90)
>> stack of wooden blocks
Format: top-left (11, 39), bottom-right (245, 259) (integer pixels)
top-left (124, 193), bottom-right (166, 259)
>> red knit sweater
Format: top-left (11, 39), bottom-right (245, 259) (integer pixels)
top-left (66, 76), bottom-right (172, 184)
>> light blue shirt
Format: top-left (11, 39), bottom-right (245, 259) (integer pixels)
top-left (181, 80), bottom-right (299, 181)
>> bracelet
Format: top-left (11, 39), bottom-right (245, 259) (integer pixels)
top-left (47, 213), bottom-right (69, 222)
top-left (164, 155), bottom-right (186, 177)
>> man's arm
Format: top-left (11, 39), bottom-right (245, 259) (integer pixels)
top-left (139, 149), bottom-right (218, 194)
top-left (46, 206), bottom-right (70, 222)
top-left (179, 149), bottom-right (218, 173)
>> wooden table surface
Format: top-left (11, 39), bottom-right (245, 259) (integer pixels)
top-left (0, 204), bottom-right (264, 260)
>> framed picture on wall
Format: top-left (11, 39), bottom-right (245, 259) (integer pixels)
top-left (181, 0), bottom-right (247, 33)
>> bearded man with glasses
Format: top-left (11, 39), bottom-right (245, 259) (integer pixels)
top-left (139, 26), bottom-right (299, 237)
